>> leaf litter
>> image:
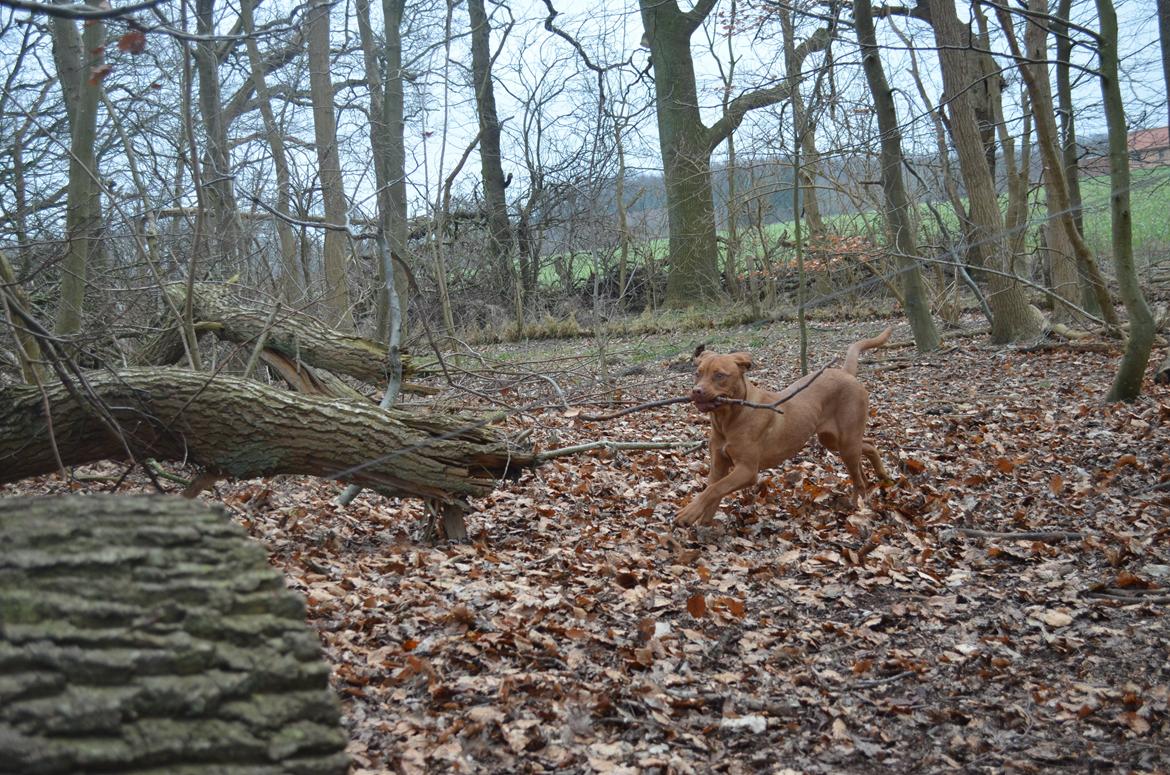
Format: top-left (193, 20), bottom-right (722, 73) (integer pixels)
top-left (4, 318), bottom-right (1169, 773)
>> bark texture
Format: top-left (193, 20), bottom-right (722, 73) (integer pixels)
top-left (306, 0), bottom-right (353, 330)
top-left (50, 6), bottom-right (103, 338)
top-left (928, 0), bottom-right (1044, 343)
top-left (0, 369), bottom-right (533, 500)
top-left (0, 495), bottom-right (349, 774)
top-left (136, 284), bottom-right (412, 384)
top-left (639, 0), bottom-right (827, 306)
top-left (240, 0), bottom-right (303, 304)
top-left (194, 0), bottom-right (243, 267)
top-left (468, 0), bottom-right (516, 308)
top-left (854, 0), bottom-right (940, 352)
top-left (996, 1), bottom-right (1115, 325)
top-left (1096, 0), bottom-right (1155, 401)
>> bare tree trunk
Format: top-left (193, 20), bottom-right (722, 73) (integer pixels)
top-left (715, 1), bottom-right (742, 300)
top-left (780, 7), bottom-right (825, 238)
top-left (240, 0), bottom-right (302, 305)
top-left (0, 252), bottom-right (46, 383)
top-left (1157, 0), bottom-right (1170, 385)
top-left (639, 0), bottom-right (721, 305)
top-left (194, 0), bottom-right (242, 269)
top-left (356, 0), bottom-right (409, 341)
top-left (995, 2), bottom-right (1117, 327)
top-left (1052, 0), bottom-right (1101, 315)
top-left (306, 0), bottom-right (354, 330)
top-left (854, 0), bottom-right (939, 352)
top-left (928, 0), bottom-right (1044, 343)
top-left (639, 0), bottom-right (828, 306)
top-left (1160, 0), bottom-right (1170, 133)
top-left (467, 0), bottom-right (517, 320)
top-left (0, 495), bottom-right (350, 775)
top-left (50, 6), bottom-right (103, 339)
top-left (615, 119), bottom-right (634, 309)
top-left (1095, 0), bottom-right (1155, 401)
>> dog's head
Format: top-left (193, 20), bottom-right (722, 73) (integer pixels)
top-left (690, 345), bottom-right (752, 412)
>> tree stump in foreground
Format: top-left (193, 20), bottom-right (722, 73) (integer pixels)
top-left (0, 495), bottom-right (349, 774)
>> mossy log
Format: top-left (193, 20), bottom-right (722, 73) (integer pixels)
top-left (0, 495), bottom-right (349, 774)
top-left (135, 283), bottom-right (413, 384)
top-left (0, 368), bottom-right (533, 500)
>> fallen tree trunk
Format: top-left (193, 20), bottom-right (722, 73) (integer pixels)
top-left (135, 283), bottom-right (414, 384)
top-left (0, 495), bottom-right (350, 774)
top-left (0, 368), bottom-right (533, 500)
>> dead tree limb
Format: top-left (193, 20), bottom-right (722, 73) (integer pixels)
top-left (0, 368), bottom-right (533, 501)
top-left (135, 283), bottom-right (414, 385)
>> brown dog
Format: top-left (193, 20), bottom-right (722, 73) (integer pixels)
top-left (677, 328), bottom-right (892, 526)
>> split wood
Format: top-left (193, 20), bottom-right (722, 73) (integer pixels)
top-left (578, 360), bottom-right (838, 422)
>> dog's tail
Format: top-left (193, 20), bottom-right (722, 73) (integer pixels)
top-left (842, 327), bottom-right (892, 375)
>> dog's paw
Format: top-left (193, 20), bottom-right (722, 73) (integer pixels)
top-left (675, 501), bottom-right (706, 527)
top-left (676, 500), bottom-right (718, 528)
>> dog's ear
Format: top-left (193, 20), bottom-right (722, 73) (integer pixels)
top-left (730, 352), bottom-right (753, 372)
top-left (692, 343), bottom-right (708, 366)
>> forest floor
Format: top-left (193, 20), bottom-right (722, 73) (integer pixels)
top-left (7, 316), bottom-right (1170, 773)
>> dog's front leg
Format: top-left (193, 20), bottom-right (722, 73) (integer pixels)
top-left (676, 459), bottom-right (760, 527)
top-left (708, 439), bottom-right (731, 484)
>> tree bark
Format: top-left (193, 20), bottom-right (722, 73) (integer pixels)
top-left (194, 0), bottom-right (243, 267)
top-left (1053, 0), bottom-right (1098, 313)
top-left (780, 7), bottom-right (825, 238)
top-left (50, 5), bottom-right (103, 339)
top-left (1159, 0), bottom-right (1170, 387)
top-left (306, 0), bottom-right (353, 330)
top-left (0, 495), bottom-right (349, 775)
top-left (1095, 0), bottom-right (1155, 401)
top-left (645, 0), bottom-right (720, 305)
top-left (240, 0), bottom-right (303, 305)
top-left (854, 0), bottom-right (939, 352)
top-left (0, 369), bottom-right (533, 499)
top-left (468, 0), bottom-right (517, 316)
top-left (356, 0), bottom-right (409, 340)
top-left (639, 0), bottom-right (828, 306)
top-left (0, 251), bottom-right (46, 384)
top-left (136, 283), bottom-right (413, 384)
top-left (928, 0), bottom-right (1044, 343)
top-left (995, 1), bottom-right (1117, 326)
top-left (1160, 0), bottom-right (1170, 134)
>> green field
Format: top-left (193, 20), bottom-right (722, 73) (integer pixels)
top-left (537, 166), bottom-right (1170, 290)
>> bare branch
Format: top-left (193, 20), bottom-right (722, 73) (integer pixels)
top-left (0, 0), bottom-right (163, 20)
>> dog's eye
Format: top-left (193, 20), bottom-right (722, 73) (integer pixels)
top-left (714, 372), bottom-right (728, 381)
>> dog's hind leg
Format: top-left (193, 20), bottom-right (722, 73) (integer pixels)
top-left (862, 441), bottom-right (891, 483)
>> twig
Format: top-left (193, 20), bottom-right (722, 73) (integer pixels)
top-left (534, 438), bottom-right (704, 464)
top-left (716, 359), bottom-right (839, 413)
top-left (242, 302), bottom-right (282, 380)
top-left (1084, 591), bottom-right (1170, 604)
top-left (953, 528), bottom-right (1087, 542)
top-left (580, 359), bottom-right (840, 421)
top-left (579, 396), bottom-right (691, 421)
top-left (851, 670), bottom-right (917, 689)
